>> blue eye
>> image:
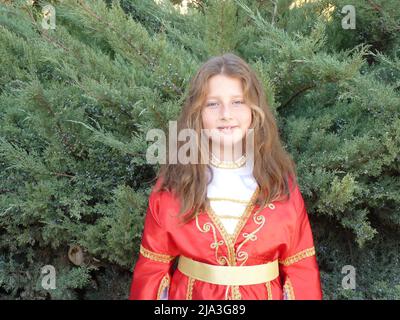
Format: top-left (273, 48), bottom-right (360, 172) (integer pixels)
top-left (233, 100), bottom-right (244, 105)
top-left (206, 102), bottom-right (218, 108)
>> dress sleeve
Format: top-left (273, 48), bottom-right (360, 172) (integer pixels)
top-left (278, 185), bottom-right (323, 300)
top-left (128, 190), bottom-right (178, 300)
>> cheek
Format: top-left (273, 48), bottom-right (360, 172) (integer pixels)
top-left (239, 108), bottom-right (252, 129)
top-left (201, 110), bottom-right (215, 129)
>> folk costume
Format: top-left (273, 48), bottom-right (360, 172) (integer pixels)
top-left (129, 155), bottom-right (322, 300)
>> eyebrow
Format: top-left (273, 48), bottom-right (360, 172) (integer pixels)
top-left (206, 95), bottom-right (243, 99)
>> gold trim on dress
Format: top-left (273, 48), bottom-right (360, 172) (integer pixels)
top-left (208, 197), bottom-right (249, 204)
top-left (279, 247), bottom-right (316, 267)
top-left (283, 277), bottom-right (295, 300)
top-left (210, 153), bottom-right (247, 169)
top-left (195, 186), bottom-right (279, 300)
top-left (195, 215), bottom-right (229, 266)
top-left (214, 214), bottom-right (242, 220)
top-left (186, 277), bottom-right (195, 300)
top-left (235, 206), bottom-right (266, 266)
top-left (225, 286), bottom-right (231, 300)
top-left (230, 285), bottom-right (242, 300)
top-left (266, 281), bottom-right (273, 300)
top-left (206, 187), bottom-right (260, 265)
top-left (139, 244), bottom-right (175, 263)
top-left (157, 274), bottom-right (170, 300)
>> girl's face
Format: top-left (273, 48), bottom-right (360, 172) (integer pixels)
top-left (201, 74), bottom-right (252, 156)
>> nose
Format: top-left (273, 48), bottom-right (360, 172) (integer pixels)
top-left (220, 102), bottom-right (232, 119)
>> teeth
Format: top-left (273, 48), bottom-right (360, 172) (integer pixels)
top-left (218, 126), bottom-right (235, 132)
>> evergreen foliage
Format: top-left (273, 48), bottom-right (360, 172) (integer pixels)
top-left (0, 0), bottom-right (399, 299)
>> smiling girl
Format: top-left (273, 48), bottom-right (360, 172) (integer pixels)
top-left (129, 53), bottom-right (322, 300)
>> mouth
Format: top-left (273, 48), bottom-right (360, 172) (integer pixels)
top-left (217, 125), bottom-right (239, 133)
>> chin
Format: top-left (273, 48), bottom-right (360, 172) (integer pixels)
top-left (210, 134), bottom-right (245, 147)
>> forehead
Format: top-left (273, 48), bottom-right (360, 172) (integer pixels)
top-left (206, 74), bottom-right (243, 98)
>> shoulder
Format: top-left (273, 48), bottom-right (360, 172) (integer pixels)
top-left (149, 176), bottom-right (178, 207)
top-left (272, 174), bottom-right (306, 222)
top-left (286, 174), bottom-right (304, 208)
top-left (148, 177), bottom-right (182, 229)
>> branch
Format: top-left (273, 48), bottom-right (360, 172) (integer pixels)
top-left (281, 84), bottom-right (316, 109)
top-left (76, 0), bottom-right (152, 65)
top-left (366, 0), bottom-right (382, 12)
top-left (271, 0), bottom-right (277, 26)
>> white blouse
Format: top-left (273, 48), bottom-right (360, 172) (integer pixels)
top-left (206, 159), bottom-right (258, 235)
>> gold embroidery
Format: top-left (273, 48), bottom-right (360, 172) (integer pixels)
top-left (140, 244), bottom-right (175, 263)
top-left (230, 187), bottom-right (261, 248)
top-left (266, 281), bottom-right (272, 300)
top-left (186, 277), bottom-right (195, 300)
top-left (283, 277), bottom-right (295, 300)
top-left (235, 207), bottom-right (266, 266)
top-left (207, 188), bottom-right (264, 300)
top-left (279, 247), bottom-right (316, 267)
top-left (157, 274), bottom-right (170, 300)
top-left (195, 215), bottom-right (229, 266)
top-left (206, 187), bottom-right (260, 266)
top-left (208, 197), bottom-right (249, 204)
top-left (231, 285), bottom-right (242, 300)
top-left (205, 206), bottom-right (235, 265)
top-left (214, 214), bottom-right (242, 219)
top-left (210, 153), bottom-right (247, 169)
top-left (224, 286), bottom-right (230, 299)
top-left (268, 203), bottom-right (275, 210)
top-left (195, 187), bottom-right (278, 300)
top-left (224, 285), bottom-right (242, 300)
top-left (225, 286), bottom-right (230, 299)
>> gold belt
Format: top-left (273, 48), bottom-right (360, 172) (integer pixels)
top-left (177, 255), bottom-right (279, 286)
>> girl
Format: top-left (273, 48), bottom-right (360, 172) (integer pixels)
top-left (128, 53), bottom-right (322, 300)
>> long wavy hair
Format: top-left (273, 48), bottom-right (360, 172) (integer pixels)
top-left (156, 53), bottom-right (298, 224)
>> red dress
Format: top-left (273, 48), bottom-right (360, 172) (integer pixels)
top-left (128, 177), bottom-right (323, 300)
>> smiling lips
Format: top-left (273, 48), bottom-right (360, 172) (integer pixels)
top-left (217, 125), bottom-right (239, 133)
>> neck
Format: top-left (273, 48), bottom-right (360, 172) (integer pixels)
top-left (210, 142), bottom-right (245, 162)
